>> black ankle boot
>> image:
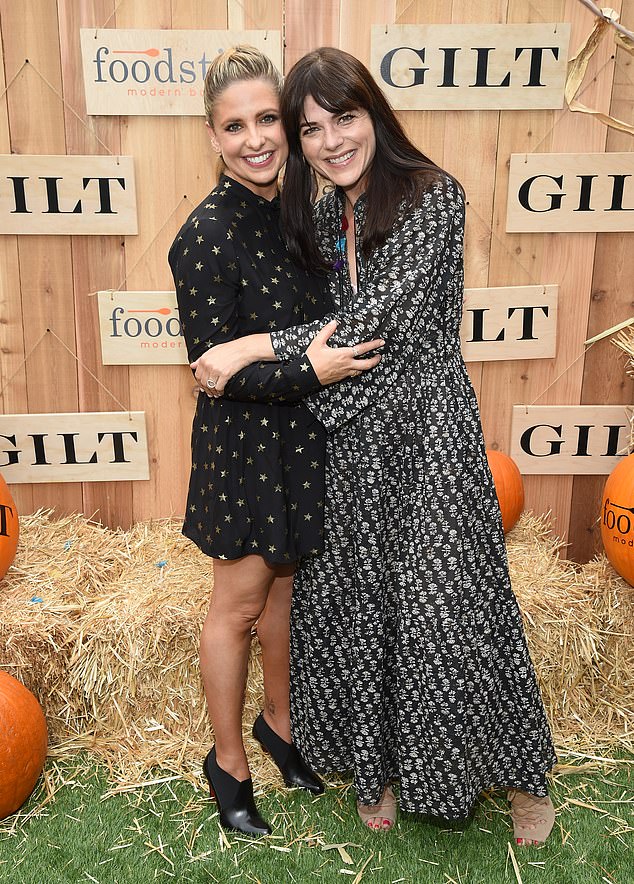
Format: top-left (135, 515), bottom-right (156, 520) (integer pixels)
top-left (203, 747), bottom-right (271, 836)
top-left (252, 712), bottom-right (325, 795)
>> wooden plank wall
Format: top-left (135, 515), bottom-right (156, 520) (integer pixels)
top-left (0, 0), bottom-right (632, 561)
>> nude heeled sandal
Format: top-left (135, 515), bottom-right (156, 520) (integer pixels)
top-left (508, 789), bottom-right (555, 845)
top-left (357, 785), bottom-right (398, 832)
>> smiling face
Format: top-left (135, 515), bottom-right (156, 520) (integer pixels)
top-left (299, 95), bottom-right (376, 206)
top-left (208, 78), bottom-right (287, 200)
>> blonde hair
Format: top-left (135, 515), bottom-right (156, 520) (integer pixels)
top-left (203, 45), bottom-right (283, 127)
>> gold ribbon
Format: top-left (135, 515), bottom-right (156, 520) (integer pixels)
top-left (565, 6), bottom-right (634, 136)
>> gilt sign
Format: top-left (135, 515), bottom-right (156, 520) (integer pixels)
top-left (0, 413), bottom-right (149, 484)
top-left (510, 406), bottom-right (631, 474)
top-left (507, 153), bottom-right (634, 232)
top-left (371, 23), bottom-right (569, 110)
top-left (0, 155), bottom-right (137, 235)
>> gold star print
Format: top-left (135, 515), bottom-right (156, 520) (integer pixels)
top-left (237, 499), bottom-right (245, 507)
top-left (256, 251), bottom-right (265, 259)
top-left (274, 369), bottom-right (282, 379)
top-left (196, 236), bottom-right (204, 244)
top-left (274, 484), bottom-right (282, 492)
top-left (311, 461), bottom-right (319, 469)
top-left (216, 445), bottom-right (223, 453)
top-left (189, 286), bottom-right (198, 296)
top-left (266, 515), bottom-right (275, 523)
top-left (300, 363), bottom-right (309, 372)
top-left (178, 279), bottom-right (184, 287)
top-left (219, 493), bottom-right (227, 501)
top-left (213, 274), bottom-right (222, 284)
top-left (271, 277), bottom-right (279, 285)
top-left (268, 545), bottom-right (276, 553)
top-left (290, 421), bottom-right (297, 429)
top-left (255, 229), bottom-right (262, 237)
top-left (303, 481), bottom-right (311, 489)
top-left (259, 474), bottom-right (268, 482)
top-left (308, 431), bottom-right (316, 439)
top-left (212, 246), bottom-right (220, 255)
top-left (251, 540), bottom-right (259, 548)
top-left (257, 444), bottom-right (266, 452)
top-left (238, 431), bottom-right (245, 440)
top-left (241, 279), bottom-right (248, 287)
top-left (250, 312), bottom-right (258, 320)
top-left (189, 504), bottom-right (196, 512)
top-left (195, 262), bottom-right (203, 271)
top-left (296, 446), bottom-right (304, 454)
top-left (208, 296), bottom-right (216, 305)
top-left (304, 513), bottom-right (312, 521)
top-left (201, 424), bottom-right (208, 432)
top-left (246, 457), bottom-right (254, 465)
top-left (260, 418), bottom-right (269, 426)
top-left (190, 310), bottom-right (197, 318)
top-left (225, 514), bottom-right (232, 523)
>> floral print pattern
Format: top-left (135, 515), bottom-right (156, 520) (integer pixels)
top-left (271, 174), bottom-right (557, 817)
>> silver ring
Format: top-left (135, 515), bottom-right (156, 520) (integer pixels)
top-left (206, 378), bottom-right (218, 390)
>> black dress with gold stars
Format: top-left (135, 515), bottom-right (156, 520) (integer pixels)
top-left (169, 175), bottom-right (330, 564)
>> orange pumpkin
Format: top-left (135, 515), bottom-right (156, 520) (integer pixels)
top-left (0, 671), bottom-right (48, 819)
top-left (601, 453), bottom-right (634, 586)
top-left (0, 473), bottom-right (19, 580)
top-left (486, 450), bottom-right (525, 534)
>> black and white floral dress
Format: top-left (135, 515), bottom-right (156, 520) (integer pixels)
top-left (271, 173), bottom-right (556, 818)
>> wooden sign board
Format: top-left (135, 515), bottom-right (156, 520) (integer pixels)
top-left (510, 406), bottom-right (631, 475)
top-left (371, 23), bottom-right (569, 110)
top-left (98, 286), bottom-right (557, 366)
top-left (507, 153), bottom-right (634, 233)
top-left (0, 155), bottom-right (137, 235)
top-left (81, 29), bottom-right (282, 116)
top-left (462, 285), bottom-right (557, 362)
top-left (97, 291), bottom-right (186, 365)
top-left (0, 412), bottom-right (149, 484)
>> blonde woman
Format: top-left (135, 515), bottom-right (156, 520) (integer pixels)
top-left (168, 46), bottom-right (381, 836)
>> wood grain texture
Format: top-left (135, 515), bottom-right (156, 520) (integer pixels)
top-left (568, 0), bottom-right (634, 562)
top-left (0, 0), bottom-right (82, 515)
top-left (0, 0), bottom-right (630, 560)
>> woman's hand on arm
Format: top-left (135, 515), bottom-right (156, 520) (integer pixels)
top-left (305, 320), bottom-right (383, 385)
top-left (191, 333), bottom-right (275, 394)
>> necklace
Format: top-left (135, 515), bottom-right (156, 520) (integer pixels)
top-left (332, 211), bottom-right (348, 271)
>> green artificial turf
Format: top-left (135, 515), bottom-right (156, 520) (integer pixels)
top-left (0, 754), bottom-right (631, 884)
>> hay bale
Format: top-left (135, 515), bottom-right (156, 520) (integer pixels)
top-left (0, 510), bottom-right (632, 788)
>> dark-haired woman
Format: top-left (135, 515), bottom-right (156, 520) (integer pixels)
top-left (195, 47), bottom-right (557, 843)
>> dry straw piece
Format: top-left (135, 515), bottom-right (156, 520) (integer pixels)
top-left (0, 510), bottom-right (632, 793)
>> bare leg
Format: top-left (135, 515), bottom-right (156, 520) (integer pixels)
top-left (200, 555), bottom-right (275, 780)
top-left (256, 567), bottom-right (294, 743)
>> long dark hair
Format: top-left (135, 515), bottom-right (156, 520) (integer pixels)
top-left (281, 47), bottom-right (442, 272)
